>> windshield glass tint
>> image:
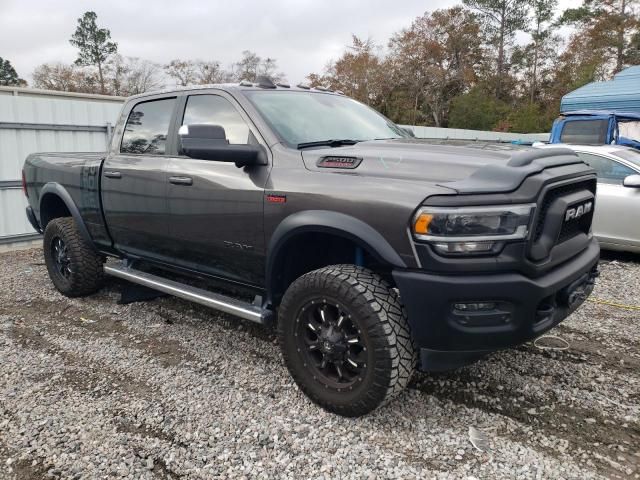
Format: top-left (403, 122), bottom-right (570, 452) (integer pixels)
top-left (245, 91), bottom-right (406, 146)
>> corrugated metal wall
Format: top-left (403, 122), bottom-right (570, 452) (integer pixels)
top-left (0, 87), bottom-right (124, 242)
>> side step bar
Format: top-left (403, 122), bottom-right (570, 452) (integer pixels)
top-left (104, 264), bottom-right (268, 324)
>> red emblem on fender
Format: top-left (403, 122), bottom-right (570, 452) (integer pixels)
top-left (266, 194), bottom-right (287, 204)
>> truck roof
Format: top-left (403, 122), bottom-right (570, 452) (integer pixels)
top-left (127, 77), bottom-right (342, 102)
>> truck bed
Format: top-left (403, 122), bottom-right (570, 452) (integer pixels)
top-left (23, 151), bottom-right (110, 247)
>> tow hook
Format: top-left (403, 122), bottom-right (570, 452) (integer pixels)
top-left (559, 267), bottom-right (598, 309)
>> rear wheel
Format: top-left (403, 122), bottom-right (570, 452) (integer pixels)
top-left (278, 265), bottom-right (416, 417)
top-left (43, 217), bottom-right (104, 297)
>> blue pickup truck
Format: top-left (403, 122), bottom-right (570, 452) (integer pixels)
top-left (550, 111), bottom-right (640, 149)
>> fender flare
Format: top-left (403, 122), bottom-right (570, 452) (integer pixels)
top-left (39, 182), bottom-right (96, 249)
top-left (266, 210), bottom-right (406, 302)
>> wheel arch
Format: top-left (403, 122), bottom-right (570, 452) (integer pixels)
top-left (39, 183), bottom-right (95, 249)
top-left (266, 210), bottom-right (406, 306)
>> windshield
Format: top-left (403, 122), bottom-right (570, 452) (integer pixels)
top-left (244, 90), bottom-right (407, 147)
top-left (615, 149), bottom-right (640, 168)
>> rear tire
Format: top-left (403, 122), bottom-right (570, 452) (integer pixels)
top-left (278, 265), bottom-right (416, 417)
top-left (43, 217), bottom-right (104, 297)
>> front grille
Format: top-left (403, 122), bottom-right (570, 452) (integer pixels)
top-left (532, 179), bottom-right (596, 243)
top-left (558, 209), bottom-right (593, 243)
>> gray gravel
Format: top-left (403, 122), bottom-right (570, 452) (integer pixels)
top-left (0, 248), bottom-right (639, 479)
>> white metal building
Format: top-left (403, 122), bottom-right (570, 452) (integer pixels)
top-left (0, 86), bottom-right (124, 246)
top-left (401, 125), bottom-right (549, 143)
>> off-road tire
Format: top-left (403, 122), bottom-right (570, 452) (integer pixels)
top-left (278, 265), bottom-right (416, 417)
top-left (43, 217), bottom-right (104, 297)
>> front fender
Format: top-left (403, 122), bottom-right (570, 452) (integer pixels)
top-left (266, 210), bottom-right (406, 302)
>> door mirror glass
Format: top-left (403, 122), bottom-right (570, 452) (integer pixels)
top-left (623, 174), bottom-right (640, 188)
top-left (179, 124), bottom-right (266, 167)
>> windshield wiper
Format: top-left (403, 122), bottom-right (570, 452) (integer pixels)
top-left (297, 139), bottom-right (361, 149)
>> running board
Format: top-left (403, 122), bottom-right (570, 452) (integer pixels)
top-left (104, 264), bottom-right (268, 324)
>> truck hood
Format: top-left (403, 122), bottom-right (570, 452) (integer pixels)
top-left (301, 139), bottom-right (584, 194)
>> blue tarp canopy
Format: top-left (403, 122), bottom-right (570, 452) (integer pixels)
top-left (561, 66), bottom-right (640, 113)
top-left (561, 110), bottom-right (640, 120)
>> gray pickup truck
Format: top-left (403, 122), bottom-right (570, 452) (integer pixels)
top-left (23, 77), bottom-right (600, 417)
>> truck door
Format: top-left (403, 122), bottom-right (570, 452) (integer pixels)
top-left (101, 96), bottom-right (178, 260)
top-left (576, 152), bottom-right (640, 249)
top-left (165, 93), bottom-right (270, 286)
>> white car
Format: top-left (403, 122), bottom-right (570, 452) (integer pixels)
top-left (534, 144), bottom-right (640, 253)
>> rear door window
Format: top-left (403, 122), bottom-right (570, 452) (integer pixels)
top-left (121, 97), bottom-right (177, 155)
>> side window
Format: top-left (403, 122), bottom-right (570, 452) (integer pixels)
top-left (121, 98), bottom-right (176, 155)
top-left (577, 153), bottom-right (636, 185)
top-left (182, 95), bottom-right (251, 145)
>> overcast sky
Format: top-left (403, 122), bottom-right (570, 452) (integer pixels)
top-left (1, 0), bottom-right (576, 86)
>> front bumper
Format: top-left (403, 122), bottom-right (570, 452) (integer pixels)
top-left (393, 238), bottom-right (600, 371)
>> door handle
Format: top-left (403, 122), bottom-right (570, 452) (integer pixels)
top-left (169, 176), bottom-right (193, 186)
top-left (104, 171), bottom-right (122, 179)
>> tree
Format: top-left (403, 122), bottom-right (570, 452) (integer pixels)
top-left (164, 59), bottom-right (197, 86)
top-left (388, 7), bottom-right (485, 126)
top-left (560, 0), bottom-right (640, 74)
top-left (627, 30), bottom-right (640, 63)
top-left (196, 60), bottom-right (231, 84)
top-left (463, 0), bottom-right (530, 99)
top-left (324, 36), bottom-right (386, 104)
top-left (526, 0), bottom-right (557, 103)
top-left (507, 102), bottom-right (549, 132)
top-left (69, 11), bottom-right (118, 94)
top-left (32, 63), bottom-right (100, 93)
top-left (0, 57), bottom-right (26, 86)
top-left (306, 36), bottom-right (396, 120)
top-left (165, 59), bottom-right (232, 87)
top-left (232, 51), bottom-right (284, 82)
top-left (108, 56), bottom-right (163, 96)
top-left (449, 87), bottom-right (508, 130)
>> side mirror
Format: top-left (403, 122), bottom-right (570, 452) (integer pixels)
top-left (178, 124), bottom-right (267, 168)
top-left (623, 174), bottom-right (640, 188)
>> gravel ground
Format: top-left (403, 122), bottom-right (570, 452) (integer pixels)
top-left (0, 248), bottom-right (638, 479)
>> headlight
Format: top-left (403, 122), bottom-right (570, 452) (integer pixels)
top-left (412, 204), bottom-right (535, 255)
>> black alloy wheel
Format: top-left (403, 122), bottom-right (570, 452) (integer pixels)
top-left (51, 236), bottom-right (72, 280)
top-left (295, 300), bottom-right (367, 391)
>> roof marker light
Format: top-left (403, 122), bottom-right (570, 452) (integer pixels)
top-left (256, 76), bottom-right (277, 89)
